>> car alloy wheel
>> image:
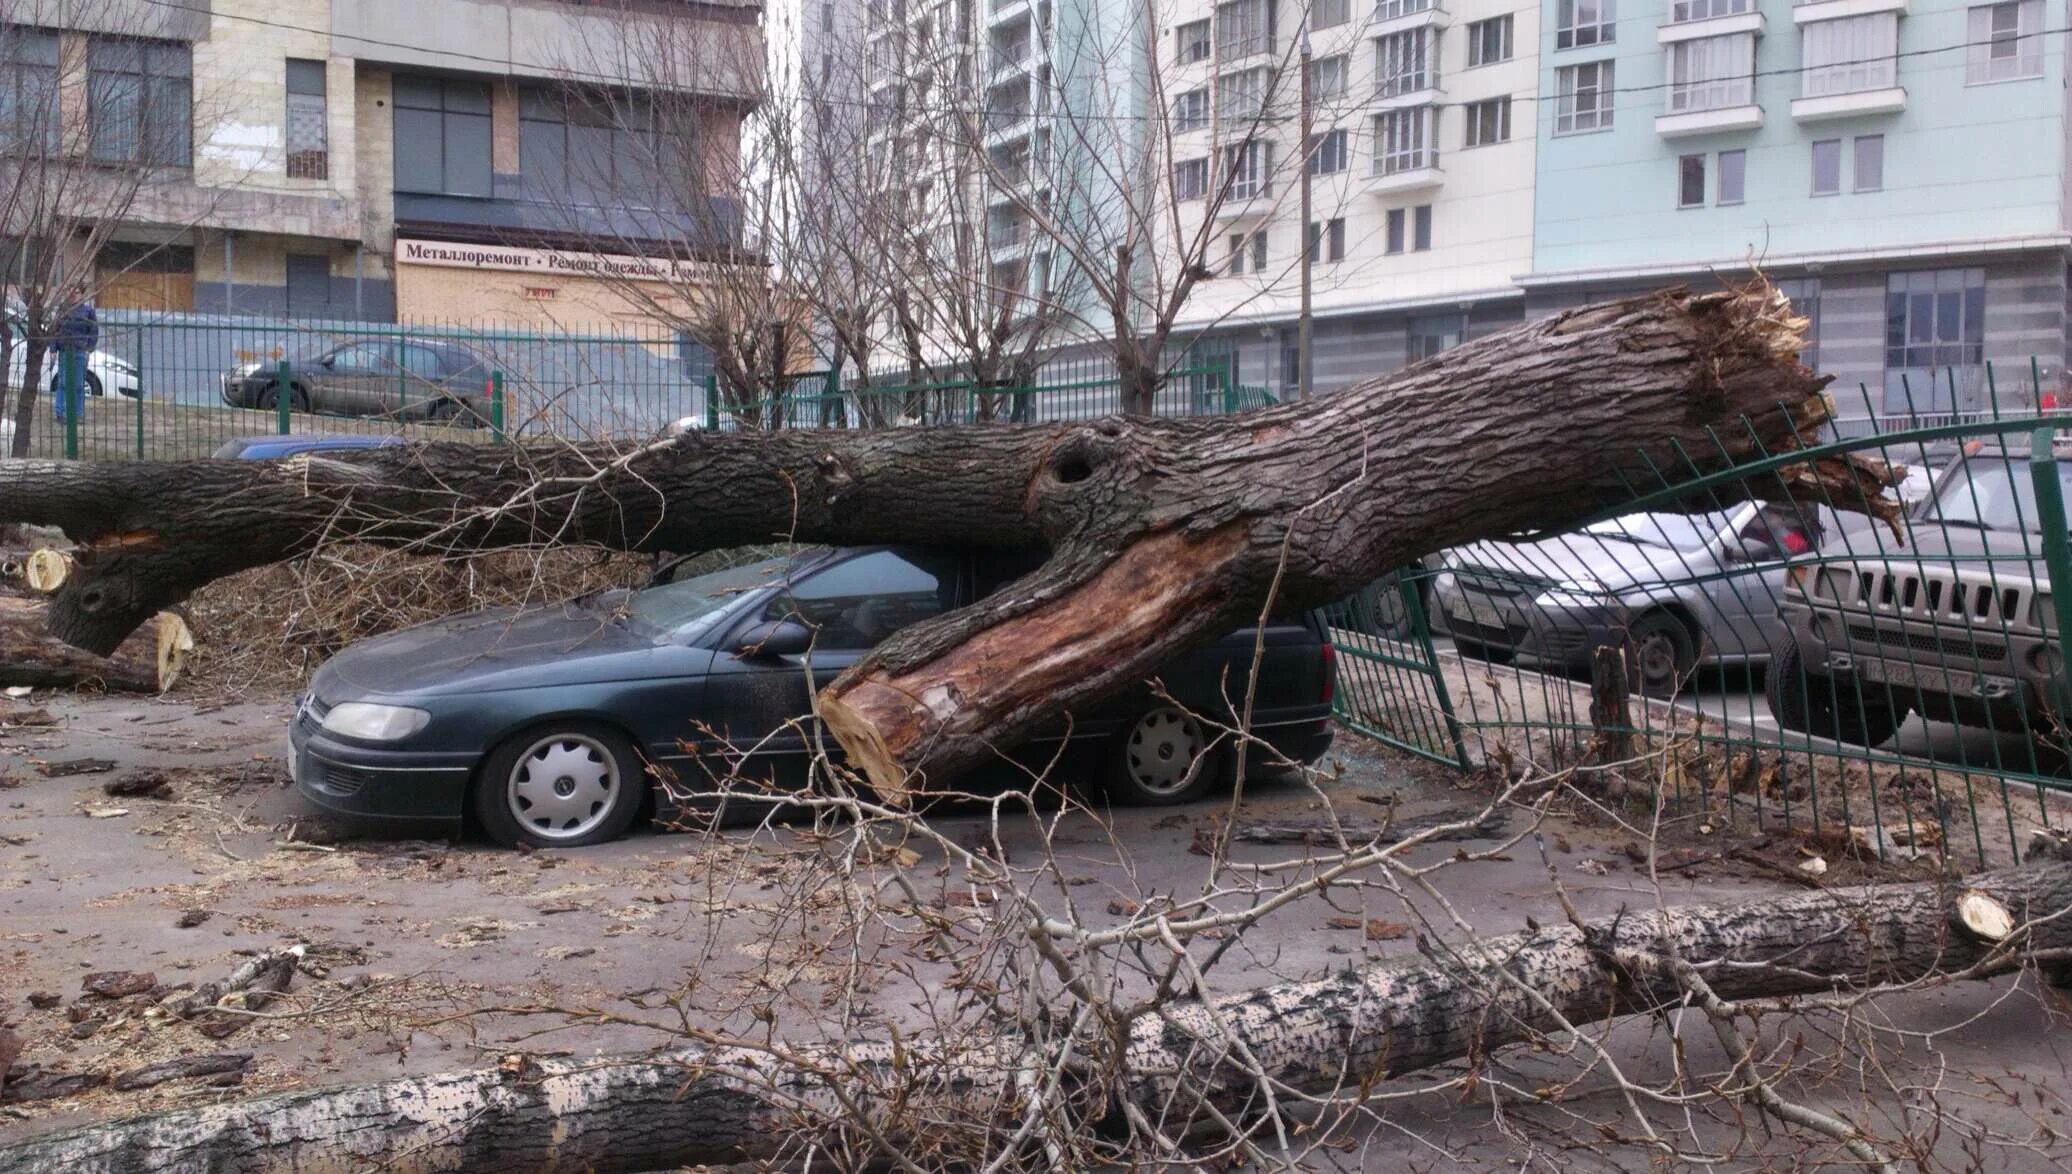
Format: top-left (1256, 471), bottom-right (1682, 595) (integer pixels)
top-left (506, 732), bottom-right (621, 842)
top-left (1122, 707), bottom-right (1210, 799)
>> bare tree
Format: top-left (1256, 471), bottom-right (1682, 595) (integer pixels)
top-left (0, 23), bottom-right (213, 456)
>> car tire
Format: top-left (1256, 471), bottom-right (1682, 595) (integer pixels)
top-left (1766, 638), bottom-right (1907, 748)
top-left (1099, 706), bottom-right (1227, 806)
top-left (474, 723), bottom-right (648, 848)
top-left (1627, 611), bottom-right (1698, 698)
top-left (261, 382), bottom-right (310, 414)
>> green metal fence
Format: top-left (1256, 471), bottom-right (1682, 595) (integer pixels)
top-left (16, 313), bottom-right (1272, 461)
top-left (1326, 389), bottom-right (2072, 868)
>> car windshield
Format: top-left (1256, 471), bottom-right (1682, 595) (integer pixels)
top-left (1581, 512), bottom-right (1724, 552)
top-left (1926, 455), bottom-right (2072, 534)
top-left (622, 554), bottom-right (808, 633)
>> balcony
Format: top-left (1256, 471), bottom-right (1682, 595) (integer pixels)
top-left (1795, 0), bottom-right (1905, 13)
top-left (1657, 76), bottom-right (1761, 136)
top-left (1792, 85), bottom-right (1905, 120)
top-left (1657, 9), bottom-right (1763, 41)
top-left (988, 219), bottom-right (1031, 250)
top-left (1367, 155), bottom-right (1442, 194)
top-left (1372, 0), bottom-right (1445, 34)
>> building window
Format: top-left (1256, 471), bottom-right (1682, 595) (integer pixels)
top-left (1386, 208), bottom-right (1405, 253)
top-left (1775, 278), bottom-right (1821, 370)
top-left (1463, 97), bottom-right (1510, 146)
top-left (1967, 1), bottom-right (2043, 83)
top-left (1408, 313), bottom-right (1464, 362)
top-left (1678, 154), bottom-right (1706, 207)
top-left (1466, 16), bottom-right (1513, 66)
top-left (1308, 217), bottom-right (1346, 262)
top-left (1670, 0), bottom-right (1751, 20)
top-left (0, 29), bottom-right (59, 155)
top-left (1375, 28), bottom-right (1434, 97)
top-left (88, 38), bottom-right (193, 166)
top-left (1307, 128), bottom-right (1348, 174)
top-left (1222, 139), bottom-right (1273, 199)
top-left (1376, 0), bottom-right (1433, 19)
top-left (1215, 0), bottom-right (1275, 59)
top-left (1176, 19), bottom-right (1211, 63)
top-left (1853, 134), bottom-right (1883, 191)
top-left (520, 87), bottom-right (685, 209)
top-left (1668, 34), bottom-right (1753, 112)
top-left (1554, 61), bottom-right (1615, 134)
top-left (1801, 13), bottom-right (1898, 97)
top-left (1216, 66), bottom-right (1271, 124)
top-left (1810, 138), bottom-right (1841, 195)
top-left (395, 75), bottom-right (492, 197)
top-left (1174, 156), bottom-right (1208, 199)
top-left (1226, 229), bottom-right (1267, 275)
top-left (1717, 148), bottom-right (1745, 203)
top-left (285, 59), bottom-right (328, 180)
top-left (1173, 87), bottom-right (1209, 132)
top-left (1313, 0), bottom-right (1350, 30)
top-left (1885, 268), bottom-right (1985, 411)
top-left (1311, 54), bottom-right (1348, 102)
top-left (1414, 203), bottom-right (1432, 250)
top-left (1373, 107), bottom-right (1436, 175)
top-left (1555, 0), bottom-right (1615, 49)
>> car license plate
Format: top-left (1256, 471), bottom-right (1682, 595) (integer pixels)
top-left (1859, 657), bottom-right (1980, 698)
top-left (1450, 595), bottom-right (1505, 631)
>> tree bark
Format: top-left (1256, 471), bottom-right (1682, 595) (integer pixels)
top-left (0, 288), bottom-right (1888, 798)
top-left (0, 596), bottom-right (187, 692)
top-left (5, 863), bottom-right (2064, 1173)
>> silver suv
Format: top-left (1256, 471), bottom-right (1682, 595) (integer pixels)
top-left (1771, 445), bottom-right (2069, 747)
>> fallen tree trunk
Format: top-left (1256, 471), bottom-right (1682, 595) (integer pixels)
top-left (0, 596), bottom-right (189, 692)
top-left (0, 288), bottom-right (1888, 796)
top-left (4, 863), bottom-right (2063, 1172)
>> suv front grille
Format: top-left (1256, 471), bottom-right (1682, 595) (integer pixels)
top-left (1844, 622), bottom-right (2007, 664)
top-left (1847, 566), bottom-right (2036, 631)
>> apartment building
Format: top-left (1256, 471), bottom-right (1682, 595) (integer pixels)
top-left (1160, 0), bottom-right (1540, 392)
top-left (1528, 0), bottom-right (2072, 426)
top-left (7, 0), bottom-right (760, 330)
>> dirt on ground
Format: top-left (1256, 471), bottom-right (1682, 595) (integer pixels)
top-left (1, 690), bottom-right (2069, 1167)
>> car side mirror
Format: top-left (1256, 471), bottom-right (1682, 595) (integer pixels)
top-left (734, 618), bottom-right (813, 660)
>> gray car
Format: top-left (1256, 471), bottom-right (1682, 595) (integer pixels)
top-left (1772, 445), bottom-right (2069, 749)
top-left (1430, 503), bottom-right (1829, 695)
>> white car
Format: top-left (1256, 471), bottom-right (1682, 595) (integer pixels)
top-left (6, 341), bottom-right (140, 400)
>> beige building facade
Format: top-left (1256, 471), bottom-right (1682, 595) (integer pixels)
top-left (13, 0), bottom-right (760, 328)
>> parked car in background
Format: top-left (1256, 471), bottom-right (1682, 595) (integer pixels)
top-left (1431, 502), bottom-right (1828, 695)
top-left (212, 434), bottom-right (408, 460)
top-left (1771, 444), bottom-right (2068, 748)
top-left (220, 337), bottom-right (491, 425)
top-left (289, 545), bottom-right (1337, 847)
top-left (4, 331), bottom-right (140, 400)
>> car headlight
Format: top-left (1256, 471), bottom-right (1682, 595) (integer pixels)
top-left (2036, 593), bottom-right (2058, 636)
top-left (319, 702), bottom-right (429, 741)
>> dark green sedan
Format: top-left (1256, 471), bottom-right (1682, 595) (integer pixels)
top-left (290, 546), bottom-right (1337, 847)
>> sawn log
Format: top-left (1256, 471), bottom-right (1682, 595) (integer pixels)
top-left (3, 863), bottom-right (2063, 1173)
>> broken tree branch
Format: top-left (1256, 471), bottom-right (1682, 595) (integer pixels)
top-left (5, 862), bottom-right (2061, 1173)
top-left (0, 287), bottom-right (1888, 798)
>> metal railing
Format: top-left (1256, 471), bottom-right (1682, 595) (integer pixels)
top-left (1326, 387), bottom-right (2072, 868)
top-left (12, 313), bottom-right (1272, 461)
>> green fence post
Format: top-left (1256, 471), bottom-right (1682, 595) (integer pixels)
top-left (490, 370), bottom-right (506, 441)
top-left (60, 350), bottom-right (80, 460)
top-left (134, 374), bottom-right (145, 460)
top-left (275, 359), bottom-right (292, 435)
top-left (705, 373), bottom-right (718, 431)
top-left (2030, 427), bottom-right (2072, 716)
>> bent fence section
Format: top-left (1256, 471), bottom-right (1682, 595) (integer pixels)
top-left (1325, 411), bottom-right (2072, 869)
